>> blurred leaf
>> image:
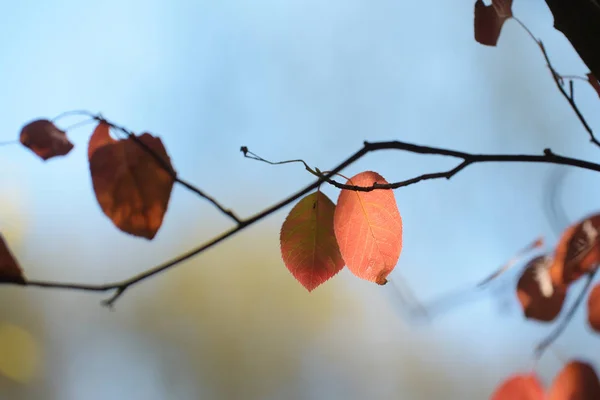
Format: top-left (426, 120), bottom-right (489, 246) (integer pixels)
top-left (490, 373), bottom-right (544, 399)
top-left (19, 119), bottom-right (74, 161)
top-left (474, 0), bottom-right (513, 47)
top-left (587, 283), bottom-right (600, 333)
top-left (547, 360), bottom-right (600, 399)
top-left (516, 255), bottom-right (566, 322)
top-left (550, 214), bottom-right (600, 287)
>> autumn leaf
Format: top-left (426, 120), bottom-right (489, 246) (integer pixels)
top-left (516, 255), bottom-right (566, 322)
top-left (88, 121), bottom-right (176, 240)
top-left (0, 234), bottom-right (25, 284)
top-left (490, 373), bottom-right (544, 400)
top-left (547, 360), bottom-right (600, 400)
top-left (19, 119), bottom-right (74, 161)
top-left (474, 0), bottom-right (513, 47)
top-left (587, 73), bottom-right (600, 98)
top-left (587, 283), bottom-right (600, 333)
top-left (280, 191), bottom-right (345, 291)
top-left (550, 214), bottom-right (600, 287)
top-left (333, 171), bottom-right (402, 285)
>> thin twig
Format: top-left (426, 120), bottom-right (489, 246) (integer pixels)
top-left (512, 17), bottom-right (600, 148)
top-left (4, 140), bottom-right (600, 306)
top-left (534, 268), bottom-right (598, 359)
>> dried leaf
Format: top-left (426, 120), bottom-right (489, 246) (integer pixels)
top-left (550, 214), bottom-right (600, 286)
top-left (333, 171), bottom-right (402, 285)
top-left (516, 255), bottom-right (566, 322)
top-left (0, 234), bottom-right (25, 284)
top-left (587, 283), bottom-right (600, 333)
top-left (474, 0), bottom-right (513, 47)
top-left (587, 73), bottom-right (600, 98)
top-left (547, 360), bottom-right (600, 400)
top-left (280, 192), bottom-right (345, 291)
top-left (19, 119), bottom-right (74, 161)
top-left (88, 121), bottom-right (176, 239)
top-left (490, 373), bottom-right (545, 400)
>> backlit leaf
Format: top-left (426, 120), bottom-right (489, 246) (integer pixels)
top-left (280, 191), bottom-right (344, 291)
top-left (490, 373), bottom-right (544, 400)
top-left (474, 0), bottom-right (513, 47)
top-left (88, 121), bottom-right (176, 240)
top-left (547, 360), bottom-right (600, 400)
top-left (587, 283), bottom-right (600, 333)
top-left (0, 234), bottom-right (25, 284)
top-left (19, 119), bottom-right (74, 161)
top-left (333, 171), bottom-right (402, 285)
top-left (550, 214), bottom-right (600, 286)
top-left (516, 255), bottom-right (566, 322)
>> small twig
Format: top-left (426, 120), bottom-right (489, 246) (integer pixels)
top-left (0, 140), bottom-right (19, 147)
top-left (534, 268), bottom-right (598, 359)
top-left (512, 17), bottom-right (600, 148)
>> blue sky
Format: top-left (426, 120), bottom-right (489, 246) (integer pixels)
top-left (1, 1), bottom-right (600, 399)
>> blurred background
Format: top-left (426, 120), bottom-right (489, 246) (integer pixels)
top-left (1, 0), bottom-right (600, 399)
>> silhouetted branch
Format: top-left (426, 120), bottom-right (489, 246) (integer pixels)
top-left (5, 139), bottom-right (600, 306)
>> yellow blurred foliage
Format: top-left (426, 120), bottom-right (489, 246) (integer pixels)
top-left (0, 323), bottom-right (40, 383)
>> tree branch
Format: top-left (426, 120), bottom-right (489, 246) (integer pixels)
top-left (5, 140), bottom-right (600, 306)
top-left (544, 0), bottom-right (600, 80)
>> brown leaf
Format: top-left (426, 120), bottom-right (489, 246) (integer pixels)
top-left (516, 255), bottom-right (566, 322)
top-left (0, 234), bottom-right (25, 284)
top-left (19, 119), bottom-right (74, 161)
top-left (88, 121), bottom-right (176, 240)
top-left (587, 73), bottom-right (600, 98)
top-left (474, 0), bottom-right (513, 47)
top-left (587, 283), bottom-right (600, 333)
top-left (547, 360), bottom-right (600, 400)
top-left (550, 214), bottom-right (600, 287)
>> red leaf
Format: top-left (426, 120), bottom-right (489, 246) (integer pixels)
top-left (516, 255), bottom-right (566, 322)
top-left (547, 360), bottom-right (600, 400)
top-left (587, 73), bottom-right (600, 98)
top-left (550, 214), bottom-right (600, 287)
top-left (490, 374), bottom-right (545, 400)
top-left (333, 171), bottom-right (402, 285)
top-left (0, 234), bottom-right (25, 284)
top-left (19, 119), bottom-right (74, 161)
top-left (280, 191), bottom-right (345, 291)
top-left (587, 283), bottom-right (600, 333)
top-left (88, 121), bottom-right (176, 240)
top-left (474, 0), bottom-right (513, 47)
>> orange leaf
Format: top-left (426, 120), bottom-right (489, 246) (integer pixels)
top-left (88, 122), bottom-right (176, 240)
top-left (280, 191), bottom-right (345, 292)
top-left (547, 360), bottom-right (600, 400)
top-left (550, 214), bottom-right (600, 287)
top-left (490, 374), bottom-right (545, 400)
top-left (587, 283), bottom-right (600, 333)
top-left (333, 171), bottom-right (402, 285)
top-left (474, 0), bottom-right (513, 47)
top-left (587, 73), bottom-right (600, 98)
top-left (19, 119), bottom-right (74, 161)
top-left (0, 234), bottom-right (25, 284)
top-left (516, 255), bottom-right (566, 322)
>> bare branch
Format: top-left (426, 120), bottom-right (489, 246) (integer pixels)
top-left (5, 140), bottom-right (600, 306)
